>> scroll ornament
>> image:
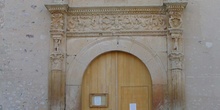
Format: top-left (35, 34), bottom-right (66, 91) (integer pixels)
top-left (67, 15), bottom-right (167, 32)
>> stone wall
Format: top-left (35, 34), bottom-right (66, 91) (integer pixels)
top-left (0, 0), bottom-right (220, 110)
top-left (184, 0), bottom-right (220, 109)
top-left (0, 0), bottom-right (51, 110)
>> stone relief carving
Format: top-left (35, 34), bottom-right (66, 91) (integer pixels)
top-left (51, 53), bottom-right (64, 70)
top-left (51, 13), bottom-right (64, 31)
top-left (165, 2), bottom-right (187, 110)
top-left (171, 59), bottom-right (182, 70)
top-left (54, 37), bottom-right (62, 52)
top-left (171, 33), bottom-right (182, 52)
top-left (45, 4), bottom-right (67, 110)
top-left (45, 2), bottom-right (187, 110)
top-left (49, 12), bottom-right (65, 71)
top-left (169, 12), bottom-right (182, 29)
top-left (50, 34), bottom-right (64, 70)
top-left (67, 15), bottom-right (167, 32)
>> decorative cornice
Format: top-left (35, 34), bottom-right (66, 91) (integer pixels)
top-left (68, 6), bottom-right (166, 15)
top-left (164, 2), bottom-right (187, 12)
top-left (45, 4), bottom-right (167, 15)
top-left (45, 4), bottom-right (68, 13)
top-left (66, 31), bottom-right (167, 37)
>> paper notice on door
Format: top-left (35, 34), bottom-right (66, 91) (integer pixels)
top-left (129, 103), bottom-right (136, 110)
top-left (94, 96), bottom-right (102, 105)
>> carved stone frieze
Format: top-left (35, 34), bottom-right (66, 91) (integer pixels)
top-left (67, 14), bottom-right (167, 32)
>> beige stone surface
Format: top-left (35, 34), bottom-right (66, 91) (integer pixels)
top-left (184, 0), bottom-right (220, 109)
top-left (0, 0), bottom-right (51, 109)
top-left (66, 86), bottom-right (81, 110)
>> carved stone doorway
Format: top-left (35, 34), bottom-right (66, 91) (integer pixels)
top-left (45, 1), bottom-right (187, 110)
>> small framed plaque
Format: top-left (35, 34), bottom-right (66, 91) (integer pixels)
top-left (90, 93), bottom-right (108, 108)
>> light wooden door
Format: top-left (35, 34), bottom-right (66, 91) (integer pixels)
top-left (82, 52), bottom-right (152, 110)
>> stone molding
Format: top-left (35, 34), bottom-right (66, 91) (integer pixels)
top-left (66, 37), bottom-right (167, 85)
top-left (67, 31), bottom-right (167, 37)
top-left (45, 4), bottom-right (68, 13)
top-left (68, 6), bottom-right (166, 15)
top-left (45, 1), bottom-right (187, 110)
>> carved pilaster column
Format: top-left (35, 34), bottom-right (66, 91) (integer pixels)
top-left (45, 4), bottom-right (68, 110)
top-left (164, 1), bottom-right (187, 110)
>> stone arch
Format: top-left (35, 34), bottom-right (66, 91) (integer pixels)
top-left (66, 37), bottom-right (167, 86)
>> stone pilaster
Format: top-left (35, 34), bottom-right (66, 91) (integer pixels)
top-left (45, 4), bottom-right (68, 110)
top-left (164, 1), bottom-right (187, 110)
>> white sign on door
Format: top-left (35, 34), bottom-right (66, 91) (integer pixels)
top-left (94, 96), bottom-right (102, 105)
top-left (129, 103), bottom-right (136, 110)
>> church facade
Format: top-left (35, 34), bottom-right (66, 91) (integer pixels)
top-left (0, 0), bottom-right (220, 110)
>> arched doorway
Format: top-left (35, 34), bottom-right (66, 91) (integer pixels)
top-left (82, 51), bottom-right (152, 110)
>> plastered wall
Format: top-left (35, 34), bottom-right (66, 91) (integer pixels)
top-left (184, 0), bottom-right (220, 109)
top-left (0, 0), bottom-right (220, 110)
top-left (0, 0), bottom-right (51, 110)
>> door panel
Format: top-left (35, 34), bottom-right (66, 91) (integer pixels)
top-left (82, 52), bottom-right (152, 110)
top-left (82, 52), bottom-right (117, 110)
top-left (121, 86), bottom-right (149, 110)
top-left (117, 52), bottom-right (152, 110)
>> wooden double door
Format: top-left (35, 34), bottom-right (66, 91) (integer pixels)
top-left (82, 51), bottom-right (152, 110)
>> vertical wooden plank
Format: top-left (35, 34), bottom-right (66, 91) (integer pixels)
top-left (82, 52), bottom-right (117, 110)
top-left (117, 52), bottom-right (152, 110)
top-left (121, 87), bottom-right (149, 110)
